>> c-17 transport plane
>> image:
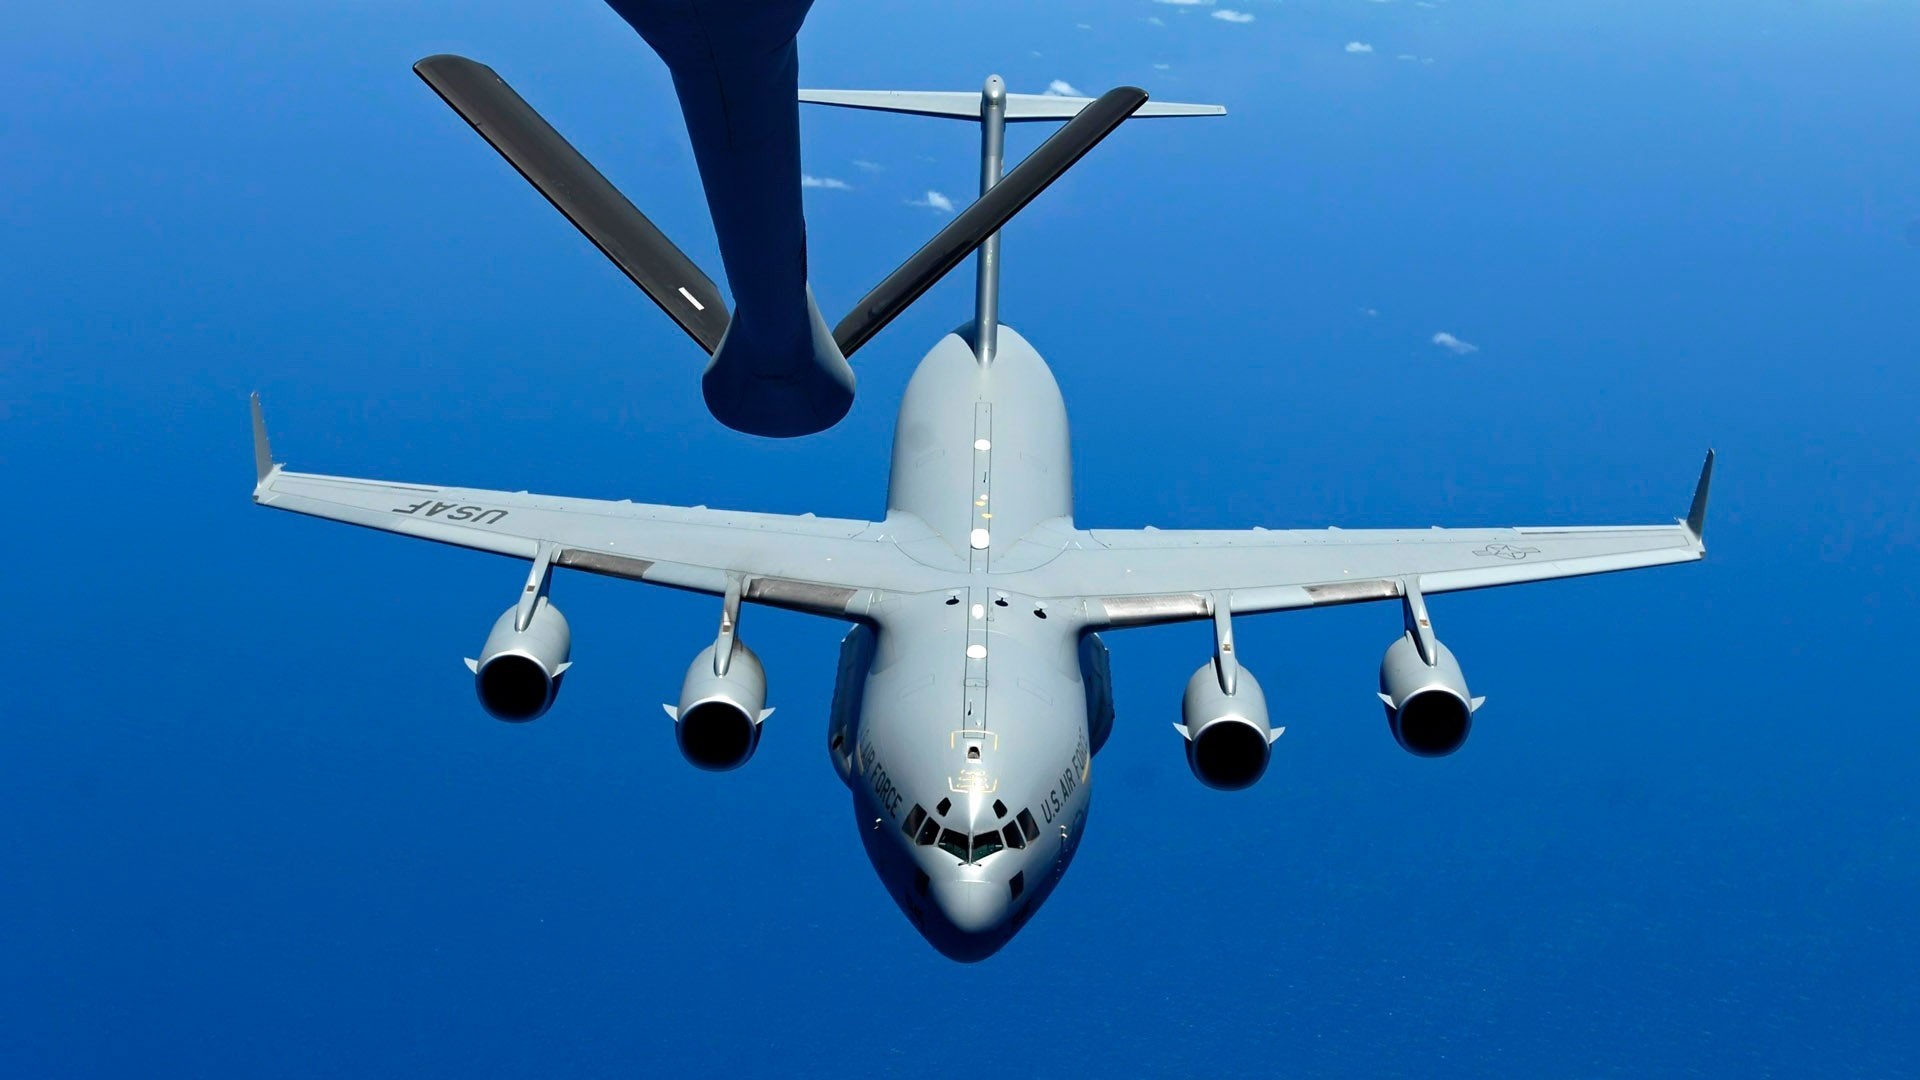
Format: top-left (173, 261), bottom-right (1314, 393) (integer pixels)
top-left (252, 69), bottom-right (1711, 961)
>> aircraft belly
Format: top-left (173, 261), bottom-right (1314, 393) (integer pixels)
top-left (848, 592), bottom-right (1095, 950)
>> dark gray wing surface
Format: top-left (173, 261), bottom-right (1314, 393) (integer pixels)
top-left (832, 86), bottom-right (1149, 357)
top-left (413, 54), bottom-right (729, 352)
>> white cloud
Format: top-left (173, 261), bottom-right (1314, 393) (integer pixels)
top-left (1145, 16), bottom-right (1166, 26)
top-left (1044, 79), bottom-right (1083, 97)
top-left (1345, 41), bottom-right (1375, 54)
top-left (1154, 0), bottom-right (1214, 5)
top-left (1396, 53), bottom-right (1418, 61)
top-left (801, 174), bottom-right (851, 190)
top-left (1431, 332), bottom-right (1479, 355)
top-left (1213, 9), bottom-right (1255, 22)
top-left (1152, 62), bottom-right (1171, 70)
top-left (853, 159), bottom-right (883, 173)
top-left (910, 190), bottom-right (956, 214)
top-left (1076, 22), bottom-right (1092, 30)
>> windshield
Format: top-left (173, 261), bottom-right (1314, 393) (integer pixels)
top-left (901, 800), bottom-right (1038, 864)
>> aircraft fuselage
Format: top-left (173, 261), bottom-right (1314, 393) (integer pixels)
top-left (827, 325), bottom-right (1106, 961)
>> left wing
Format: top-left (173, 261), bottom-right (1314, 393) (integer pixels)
top-left (1056, 453), bottom-right (1713, 628)
top-left (247, 396), bottom-right (933, 618)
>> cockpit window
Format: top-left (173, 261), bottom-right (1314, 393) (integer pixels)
top-left (1017, 809), bottom-right (1040, 843)
top-left (937, 828), bottom-right (970, 861)
top-left (912, 804), bottom-right (1048, 863)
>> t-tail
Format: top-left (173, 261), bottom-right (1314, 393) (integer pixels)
top-left (416, 1), bottom-right (1221, 434)
top-left (800, 82), bottom-right (1224, 363)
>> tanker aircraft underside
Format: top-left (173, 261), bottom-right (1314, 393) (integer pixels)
top-left (253, 25), bottom-right (1711, 960)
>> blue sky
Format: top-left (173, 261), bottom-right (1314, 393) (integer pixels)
top-left (4, 1), bottom-right (1918, 1075)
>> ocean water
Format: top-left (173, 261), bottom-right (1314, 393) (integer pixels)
top-left (3, 2), bottom-right (1916, 1075)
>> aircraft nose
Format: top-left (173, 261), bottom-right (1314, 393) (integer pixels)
top-left (928, 877), bottom-right (1009, 936)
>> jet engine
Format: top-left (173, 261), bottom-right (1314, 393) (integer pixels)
top-left (1378, 632), bottom-right (1478, 757)
top-left (468, 598), bottom-right (571, 722)
top-left (670, 640), bottom-right (771, 771)
top-left (1178, 661), bottom-right (1278, 790)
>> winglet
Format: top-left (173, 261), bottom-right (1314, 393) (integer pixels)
top-left (250, 392), bottom-right (277, 485)
top-left (1685, 449), bottom-right (1714, 544)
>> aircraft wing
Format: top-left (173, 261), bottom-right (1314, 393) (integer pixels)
top-left (1062, 454), bottom-right (1712, 628)
top-left (247, 397), bottom-right (928, 618)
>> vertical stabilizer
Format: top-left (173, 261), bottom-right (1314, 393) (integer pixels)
top-left (974, 76), bottom-right (1008, 363)
top-left (803, 82), bottom-right (1223, 362)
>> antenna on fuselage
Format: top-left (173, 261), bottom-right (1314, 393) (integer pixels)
top-left (800, 80), bottom-right (1225, 363)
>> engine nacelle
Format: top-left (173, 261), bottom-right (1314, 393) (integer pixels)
top-left (1378, 632), bottom-right (1477, 757)
top-left (469, 599), bottom-right (571, 722)
top-left (671, 640), bottom-right (769, 771)
top-left (1178, 661), bottom-right (1277, 790)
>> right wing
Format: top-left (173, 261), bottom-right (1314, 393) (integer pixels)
top-left (248, 396), bottom-right (936, 618)
top-left (1056, 453), bottom-right (1713, 629)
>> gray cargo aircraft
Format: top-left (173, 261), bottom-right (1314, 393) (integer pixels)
top-left (253, 66), bottom-right (1711, 960)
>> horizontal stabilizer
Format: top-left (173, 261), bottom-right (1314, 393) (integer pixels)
top-left (413, 54), bottom-right (730, 353)
top-left (800, 89), bottom-right (1224, 122)
top-left (833, 85), bottom-right (1149, 356)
